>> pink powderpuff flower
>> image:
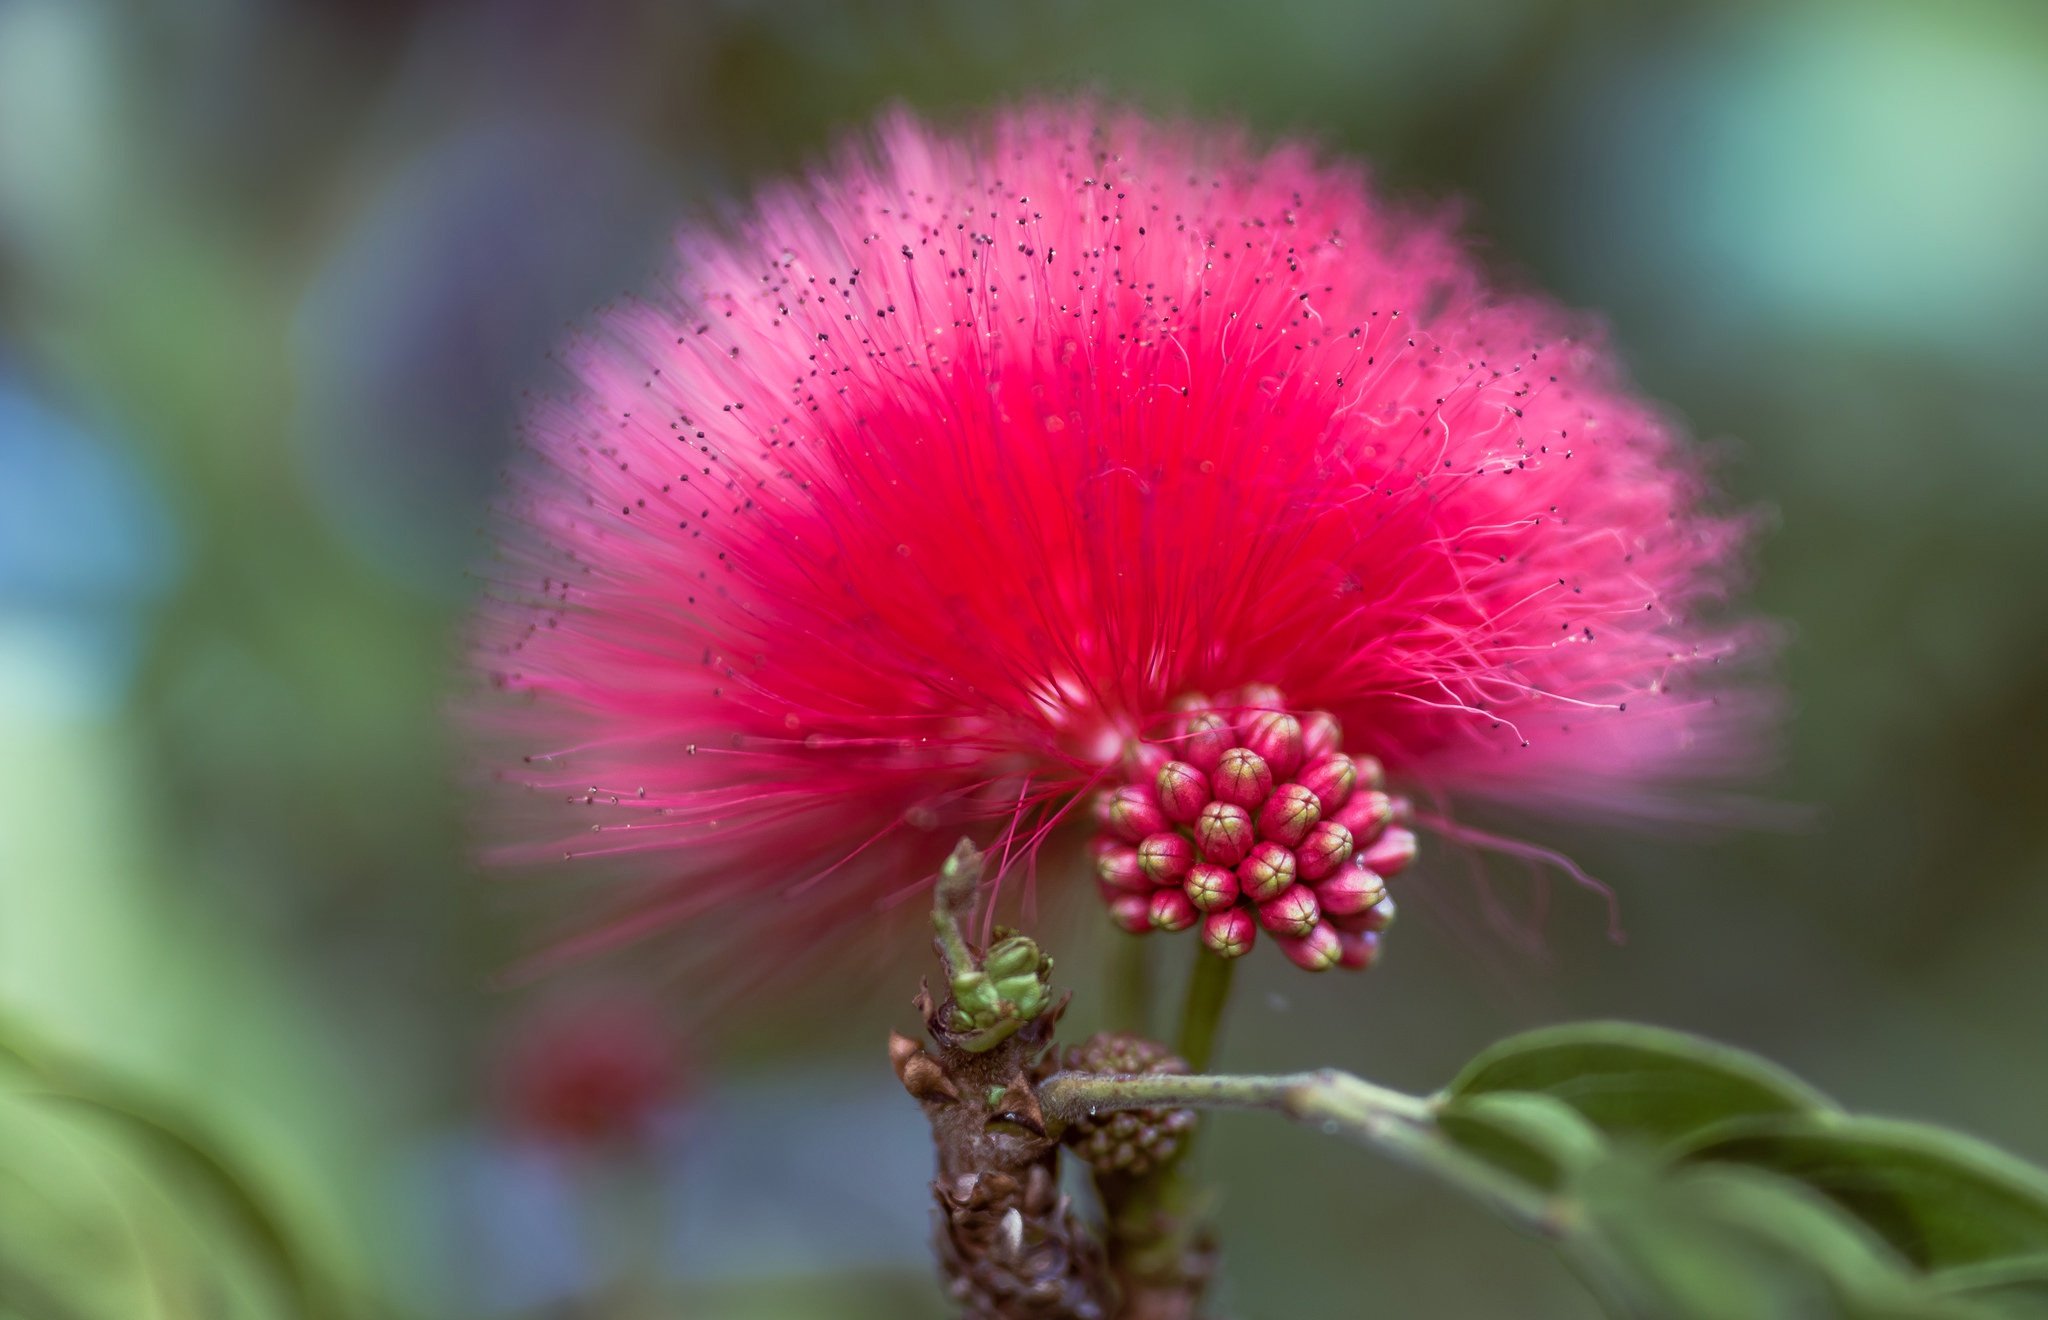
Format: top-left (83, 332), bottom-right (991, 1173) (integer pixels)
top-left (470, 103), bottom-right (1771, 990)
top-left (495, 996), bottom-right (681, 1148)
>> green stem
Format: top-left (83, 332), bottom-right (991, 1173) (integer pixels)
top-left (1174, 951), bottom-right (1237, 1073)
top-left (929, 839), bottom-right (984, 975)
top-left (1106, 933), bottom-right (1153, 1036)
top-left (1088, 949), bottom-right (1235, 1304)
top-left (1039, 1068), bottom-right (1568, 1240)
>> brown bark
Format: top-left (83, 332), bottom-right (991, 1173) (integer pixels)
top-left (894, 987), bottom-right (1113, 1319)
top-left (895, 841), bottom-right (1213, 1318)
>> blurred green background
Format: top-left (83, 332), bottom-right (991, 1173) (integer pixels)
top-left (2, 0), bottom-right (2044, 1315)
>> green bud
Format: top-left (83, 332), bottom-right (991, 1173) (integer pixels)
top-left (952, 970), bottom-right (1001, 1023)
top-left (984, 935), bottom-right (1044, 982)
top-left (993, 975), bottom-right (1046, 1014)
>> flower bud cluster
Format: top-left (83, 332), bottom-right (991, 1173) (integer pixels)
top-left (1091, 687), bottom-right (1411, 972)
top-left (949, 932), bottom-right (1056, 1033)
top-left (1056, 1033), bottom-right (1198, 1178)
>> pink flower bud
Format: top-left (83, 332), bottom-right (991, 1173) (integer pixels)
top-left (1362, 894), bottom-right (1397, 933)
top-left (1256, 783), bottom-right (1321, 847)
top-left (1192, 800), bottom-right (1255, 866)
top-left (1295, 820), bottom-right (1355, 880)
top-left (1200, 907), bottom-right (1256, 958)
top-left (1138, 831), bottom-right (1195, 884)
top-left (1125, 740), bottom-right (1173, 784)
top-left (1213, 747), bottom-right (1273, 808)
top-left (1314, 863), bottom-right (1386, 916)
top-left (1107, 785), bottom-right (1168, 842)
top-left (1094, 842), bottom-right (1150, 894)
top-left (1229, 683), bottom-right (1287, 720)
top-left (1183, 862), bottom-right (1240, 911)
top-left (1155, 760), bottom-right (1211, 824)
top-left (1107, 892), bottom-right (1153, 934)
top-left (1148, 887), bottom-right (1199, 932)
top-left (1275, 922), bottom-right (1341, 972)
top-left (1236, 840), bottom-right (1297, 902)
top-left (1332, 789), bottom-right (1393, 843)
top-left (1336, 929), bottom-right (1382, 971)
top-left (1300, 710), bottom-right (1343, 762)
top-left (1176, 709), bottom-right (1235, 772)
top-left (1353, 753), bottom-right (1387, 791)
top-left (1091, 790), bottom-right (1117, 830)
top-left (1241, 710), bottom-right (1305, 780)
top-left (1257, 882), bottom-right (1321, 937)
top-left (1297, 753), bottom-right (1357, 813)
top-left (1358, 826), bottom-right (1418, 876)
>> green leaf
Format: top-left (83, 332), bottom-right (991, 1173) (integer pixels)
top-left (1675, 1116), bottom-right (2048, 1272)
top-left (1925, 1255), bottom-right (2048, 1319)
top-left (1666, 1163), bottom-right (1916, 1292)
top-left (1576, 1160), bottom-right (1972, 1320)
top-left (0, 1020), bottom-right (354, 1320)
top-left (1444, 1021), bottom-right (1834, 1146)
top-left (1435, 1090), bottom-right (1609, 1192)
top-left (0, 1085), bottom-right (327, 1320)
top-left (43, 1091), bottom-right (328, 1317)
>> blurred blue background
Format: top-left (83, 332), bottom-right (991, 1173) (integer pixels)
top-left (1, 0), bottom-right (2044, 1315)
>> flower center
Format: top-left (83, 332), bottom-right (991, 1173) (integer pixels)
top-left (1088, 686), bottom-right (1412, 972)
